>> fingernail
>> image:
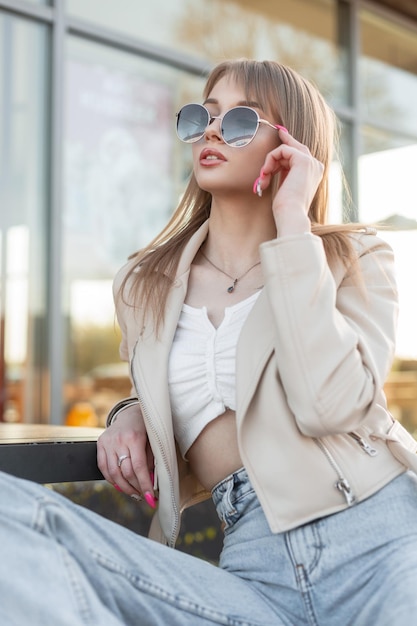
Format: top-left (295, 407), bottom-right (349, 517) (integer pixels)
top-left (276, 124), bottom-right (288, 133)
top-left (144, 491), bottom-right (157, 509)
top-left (130, 493), bottom-right (141, 502)
top-left (114, 484), bottom-right (122, 492)
top-left (253, 176), bottom-right (262, 196)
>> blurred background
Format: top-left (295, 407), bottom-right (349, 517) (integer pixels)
top-left (0, 0), bottom-right (416, 433)
top-left (1, 0), bottom-right (417, 561)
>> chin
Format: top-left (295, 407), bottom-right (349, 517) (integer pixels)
top-left (194, 175), bottom-right (239, 196)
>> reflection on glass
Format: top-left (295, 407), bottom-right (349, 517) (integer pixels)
top-left (67, 0), bottom-right (345, 105)
top-left (328, 159), bottom-right (344, 224)
top-left (0, 15), bottom-right (49, 423)
top-left (328, 121), bottom-right (350, 224)
top-left (359, 127), bottom-right (417, 364)
top-left (63, 37), bottom-right (205, 425)
top-left (330, 121), bottom-right (357, 223)
top-left (360, 10), bottom-right (417, 135)
top-left (359, 128), bottom-right (416, 224)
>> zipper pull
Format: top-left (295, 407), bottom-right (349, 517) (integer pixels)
top-left (359, 439), bottom-right (378, 456)
top-left (349, 432), bottom-right (378, 457)
top-left (336, 478), bottom-right (357, 506)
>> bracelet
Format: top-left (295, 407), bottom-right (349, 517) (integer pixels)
top-left (106, 397), bottom-right (141, 427)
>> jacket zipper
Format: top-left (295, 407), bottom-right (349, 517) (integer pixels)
top-left (131, 347), bottom-right (180, 548)
top-left (348, 432), bottom-right (378, 456)
top-left (314, 438), bottom-right (357, 506)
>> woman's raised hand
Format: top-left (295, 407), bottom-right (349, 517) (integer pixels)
top-left (256, 128), bottom-right (324, 236)
top-left (97, 405), bottom-right (156, 507)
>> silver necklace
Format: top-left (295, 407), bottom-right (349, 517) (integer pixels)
top-left (200, 250), bottom-right (261, 293)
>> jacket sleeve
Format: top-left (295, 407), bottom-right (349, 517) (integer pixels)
top-left (112, 258), bottom-right (141, 396)
top-left (259, 231), bottom-right (399, 437)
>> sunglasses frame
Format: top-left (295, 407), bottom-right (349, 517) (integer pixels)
top-left (176, 103), bottom-right (280, 147)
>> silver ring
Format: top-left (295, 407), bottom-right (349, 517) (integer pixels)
top-left (117, 454), bottom-right (130, 468)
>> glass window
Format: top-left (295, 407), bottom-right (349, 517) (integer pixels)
top-left (360, 10), bottom-right (417, 135)
top-left (328, 121), bottom-right (357, 224)
top-left (67, 0), bottom-right (345, 106)
top-left (359, 127), bottom-right (417, 363)
top-left (62, 37), bottom-right (205, 425)
top-left (359, 11), bottom-right (417, 425)
top-left (0, 13), bottom-right (49, 422)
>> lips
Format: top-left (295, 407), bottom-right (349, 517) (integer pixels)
top-left (199, 148), bottom-right (227, 164)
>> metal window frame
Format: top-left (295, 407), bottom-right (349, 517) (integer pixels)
top-left (0, 0), bottom-right (416, 422)
top-left (0, 0), bottom-right (209, 424)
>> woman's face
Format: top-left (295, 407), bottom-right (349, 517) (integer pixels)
top-left (191, 75), bottom-right (280, 197)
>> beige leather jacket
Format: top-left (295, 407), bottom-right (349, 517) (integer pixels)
top-left (113, 221), bottom-right (417, 547)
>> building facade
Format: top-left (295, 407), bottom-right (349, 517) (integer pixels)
top-left (1, 0), bottom-right (417, 425)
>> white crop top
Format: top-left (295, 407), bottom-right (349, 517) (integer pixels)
top-left (168, 291), bottom-right (261, 458)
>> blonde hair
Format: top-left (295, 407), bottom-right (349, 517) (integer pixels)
top-left (120, 59), bottom-right (368, 329)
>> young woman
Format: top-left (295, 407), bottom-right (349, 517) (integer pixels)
top-left (2, 59), bottom-right (417, 626)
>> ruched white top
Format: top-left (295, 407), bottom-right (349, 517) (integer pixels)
top-left (168, 291), bottom-right (261, 458)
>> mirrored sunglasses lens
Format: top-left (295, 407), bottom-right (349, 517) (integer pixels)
top-left (222, 108), bottom-right (258, 147)
top-left (177, 104), bottom-right (208, 143)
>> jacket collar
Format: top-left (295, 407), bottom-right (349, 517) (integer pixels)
top-left (236, 288), bottom-right (275, 421)
top-left (176, 220), bottom-right (210, 280)
top-left (130, 221), bottom-right (210, 429)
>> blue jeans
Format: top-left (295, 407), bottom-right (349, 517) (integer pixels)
top-left (1, 468), bottom-right (417, 626)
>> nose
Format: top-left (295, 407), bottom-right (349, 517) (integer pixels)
top-left (204, 115), bottom-right (223, 142)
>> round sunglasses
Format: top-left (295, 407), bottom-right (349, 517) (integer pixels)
top-left (176, 103), bottom-right (280, 148)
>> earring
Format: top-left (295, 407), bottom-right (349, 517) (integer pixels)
top-left (256, 178), bottom-right (262, 197)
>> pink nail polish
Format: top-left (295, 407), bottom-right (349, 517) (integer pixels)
top-left (144, 491), bottom-right (157, 509)
top-left (253, 176), bottom-right (262, 196)
top-left (114, 484), bottom-right (122, 492)
top-left (276, 124), bottom-right (288, 133)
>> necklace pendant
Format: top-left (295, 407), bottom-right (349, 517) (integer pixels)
top-left (227, 278), bottom-right (238, 293)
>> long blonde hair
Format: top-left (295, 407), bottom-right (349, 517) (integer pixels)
top-left (120, 59), bottom-right (368, 329)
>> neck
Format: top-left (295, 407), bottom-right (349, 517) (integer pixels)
top-left (203, 202), bottom-right (276, 268)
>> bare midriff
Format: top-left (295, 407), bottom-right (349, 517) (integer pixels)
top-left (186, 409), bottom-right (243, 491)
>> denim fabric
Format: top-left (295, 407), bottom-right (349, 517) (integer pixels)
top-left (213, 468), bottom-right (417, 626)
top-left (1, 468), bottom-right (417, 626)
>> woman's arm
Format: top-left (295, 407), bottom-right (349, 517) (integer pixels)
top-left (97, 402), bottom-right (155, 502)
top-left (97, 264), bottom-right (156, 503)
top-left (260, 232), bottom-right (398, 437)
